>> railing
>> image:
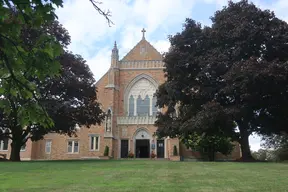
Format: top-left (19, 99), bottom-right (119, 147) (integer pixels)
top-left (117, 116), bottom-right (157, 125)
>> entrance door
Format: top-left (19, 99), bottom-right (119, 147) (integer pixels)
top-left (157, 140), bottom-right (165, 158)
top-left (121, 140), bottom-right (129, 158)
top-left (135, 139), bottom-right (150, 158)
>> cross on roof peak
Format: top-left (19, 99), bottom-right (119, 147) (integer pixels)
top-left (141, 28), bottom-right (146, 39)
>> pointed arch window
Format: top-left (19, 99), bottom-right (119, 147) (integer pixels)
top-left (137, 95), bottom-right (150, 116)
top-left (128, 95), bottom-right (134, 116)
top-left (126, 77), bottom-right (160, 117)
top-left (152, 96), bottom-right (157, 116)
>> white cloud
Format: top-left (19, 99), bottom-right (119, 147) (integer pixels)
top-left (85, 47), bottom-right (111, 82)
top-left (249, 134), bottom-right (263, 152)
top-left (152, 40), bottom-right (171, 54)
top-left (56, 0), bottom-right (196, 80)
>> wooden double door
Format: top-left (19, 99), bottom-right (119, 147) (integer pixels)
top-left (121, 140), bottom-right (129, 158)
top-left (157, 140), bottom-right (165, 158)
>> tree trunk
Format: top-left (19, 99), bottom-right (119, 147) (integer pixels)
top-left (208, 151), bottom-right (215, 161)
top-left (9, 140), bottom-right (22, 161)
top-left (207, 146), bottom-right (215, 161)
top-left (238, 124), bottom-right (254, 162)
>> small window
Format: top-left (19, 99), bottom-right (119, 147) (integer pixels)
top-left (0, 138), bottom-right (8, 151)
top-left (90, 135), bottom-right (100, 151)
top-left (67, 140), bottom-right (79, 153)
top-left (45, 140), bottom-right (52, 154)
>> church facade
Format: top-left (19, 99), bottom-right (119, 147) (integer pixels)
top-left (0, 30), bottom-right (241, 161)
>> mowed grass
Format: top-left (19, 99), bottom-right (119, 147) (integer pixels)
top-left (0, 160), bottom-right (287, 192)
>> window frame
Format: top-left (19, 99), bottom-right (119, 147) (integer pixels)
top-left (67, 140), bottom-right (79, 154)
top-left (45, 140), bottom-right (52, 154)
top-left (136, 95), bottom-right (150, 116)
top-left (128, 95), bottom-right (134, 116)
top-left (89, 134), bottom-right (100, 151)
top-left (0, 138), bottom-right (9, 151)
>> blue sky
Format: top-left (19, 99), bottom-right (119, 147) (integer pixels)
top-left (55, 0), bottom-right (288, 151)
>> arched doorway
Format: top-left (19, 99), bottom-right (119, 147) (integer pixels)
top-left (134, 128), bottom-right (151, 158)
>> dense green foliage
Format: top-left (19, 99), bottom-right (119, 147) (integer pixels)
top-left (0, 11), bottom-right (104, 161)
top-left (0, 1), bottom-right (64, 129)
top-left (155, 0), bottom-right (288, 161)
top-left (184, 133), bottom-right (234, 161)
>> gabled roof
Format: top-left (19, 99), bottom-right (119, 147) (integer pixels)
top-left (121, 38), bottom-right (163, 61)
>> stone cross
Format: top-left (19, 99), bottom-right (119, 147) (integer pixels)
top-left (141, 28), bottom-right (146, 39)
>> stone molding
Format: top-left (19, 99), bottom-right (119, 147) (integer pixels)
top-left (117, 116), bottom-right (157, 125)
top-left (119, 60), bottom-right (164, 70)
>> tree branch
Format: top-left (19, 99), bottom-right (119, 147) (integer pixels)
top-left (89, 0), bottom-right (114, 27)
top-left (0, 130), bottom-right (12, 140)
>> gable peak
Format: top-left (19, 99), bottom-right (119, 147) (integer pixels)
top-left (121, 29), bottom-right (163, 61)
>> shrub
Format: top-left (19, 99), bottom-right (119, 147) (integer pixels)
top-left (173, 145), bottom-right (178, 156)
top-left (128, 151), bottom-right (134, 158)
top-left (104, 146), bottom-right (109, 156)
top-left (150, 151), bottom-right (156, 158)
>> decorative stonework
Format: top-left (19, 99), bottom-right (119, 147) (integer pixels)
top-left (117, 116), bottom-right (157, 125)
top-left (134, 129), bottom-right (150, 140)
top-left (119, 60), bottom-right (164, 70)
top-left (124, 74), bottom-right (159, 117)
top-left (128, 78), bottom-right (156, 100)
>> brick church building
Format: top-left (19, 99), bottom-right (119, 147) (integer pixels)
top-left (0, 30), bottom-right (241, 161)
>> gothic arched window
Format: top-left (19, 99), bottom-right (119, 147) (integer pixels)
top-left (137, 95), bottom-right (150, 116)
top-left (126, 77), bottom-right (159, 117)
top-left (152, 96), bottom-right (157, 116)
top-left (129, 95), bottom-right (134, 116)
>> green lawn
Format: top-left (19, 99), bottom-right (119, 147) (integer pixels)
top-left (0, 160), bottom-right (287, 192)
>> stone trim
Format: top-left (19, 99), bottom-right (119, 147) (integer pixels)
top-left (132, 127), bottom-right (152, 156)
top-left (117, 116), bottom-right (157, 125)
top-left (105, 84), bottom-right (120, 90)
top-left (120, 60), bottom-right (164, 69)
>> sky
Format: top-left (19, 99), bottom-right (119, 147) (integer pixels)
top-left (55, 0), bottom-right (288, 151)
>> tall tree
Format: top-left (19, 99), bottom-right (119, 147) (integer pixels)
top-left (0, 19), bottom-right (104, 161)
top-left (0, 0), bottom-right (112, 136)
top-left (155, 0), bottom-right (288, 161)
